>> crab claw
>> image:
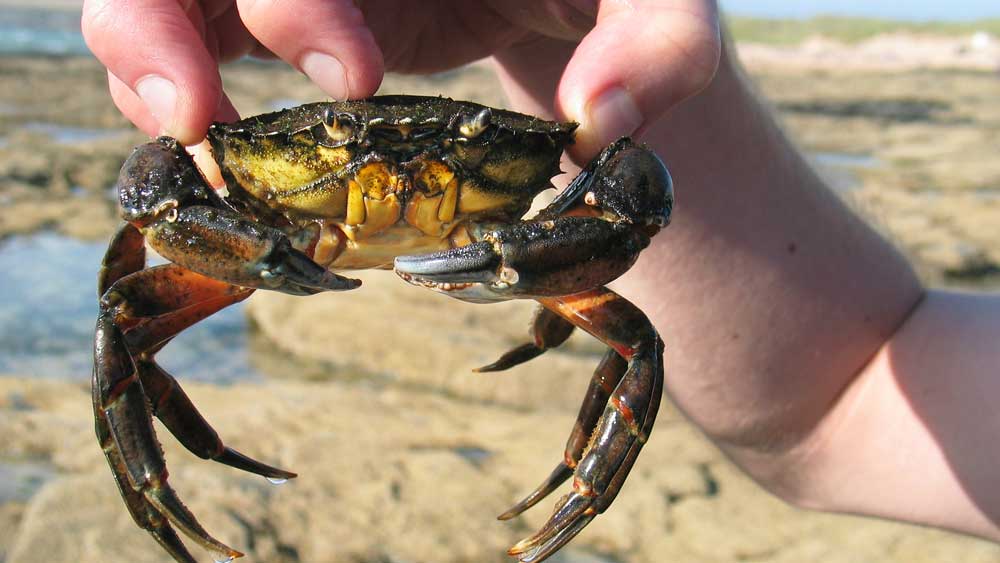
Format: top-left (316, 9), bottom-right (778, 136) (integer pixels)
top-left (395, 241), bottom-right (501, 284)
top-left (141, 206), bottom-right (360, 296)
top-left (394, 241), bottom-right (505, 303)
top-left (543, 137), bottom-right (673, 228)
top-left (394, 216), bottom-right (648, 303)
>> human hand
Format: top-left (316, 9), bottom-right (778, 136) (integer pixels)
top-left (82, 0), bottom-right (720, 159)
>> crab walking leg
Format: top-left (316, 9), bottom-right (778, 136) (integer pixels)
top-left (110, 264), bottom-right (253, 348)
top-left (95, 225), bottom-right (212, 561)
top-left (101, 220), bottom-right (303, 478)
top-left (476, 306), bottom-right (575, 372)
top-left (95, 261), bottom-right (292, 561)
top-left (498, 349), bottom-right (626, 520)
top-left (507, 288), bottom-right (664, 563)
top-left (99, 226), bottom-right (290, 472)
top-left (100, 264), bottom-right (301, 479)
top-left (97, 222), bottom-right (146, 296)
top-left (138, 359), bottom-right (298, 480)
top-left (95, 315), bottom-right (241, 562)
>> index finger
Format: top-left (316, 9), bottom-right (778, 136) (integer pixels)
top-left (83, 0), bottom-right (224, 144)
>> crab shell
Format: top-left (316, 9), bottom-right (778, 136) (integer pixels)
top-left (206, 95), bottom-right (578, 270)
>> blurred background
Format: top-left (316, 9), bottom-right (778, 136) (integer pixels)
top-left (1, 1), bottom-right (999, 562)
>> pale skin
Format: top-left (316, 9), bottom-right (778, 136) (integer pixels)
top-left (83, 0), bottom-right (1000, 544)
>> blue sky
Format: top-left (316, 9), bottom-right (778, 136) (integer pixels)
top-left (721, 0), bottom-right (1000, 22)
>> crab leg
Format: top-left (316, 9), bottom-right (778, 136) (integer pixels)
top-left (506, 288), bottom-right (664, 563)
top-left (94, 228), bottom-right (301, 562)
top-left (476, 306), bottom-right (575, 372)
top-left (96, 267), bottom-right (255, 561)
top-left (101, 227), bottom-right (282, 468)
top-left (497, 348), bottom-right (626, 520)
top-left (97, 223), bottom-right (146, 296)
top-left (95, 314), bottom-right (241, 562)
top-left (136, 358), bottom-right (299, 479)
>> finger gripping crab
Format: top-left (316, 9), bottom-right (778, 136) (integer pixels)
top-left (94, 95), bottom-right (672, 563)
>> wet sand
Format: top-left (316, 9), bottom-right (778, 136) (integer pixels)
top-left (1, 41), bottom-right (999, 562)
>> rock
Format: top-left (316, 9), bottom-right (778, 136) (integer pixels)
top-left (245, 270), bottom-right (607, 413)
top-left (0, 502), bottom-right (25, 562)
top-left (4, 376), bottom-right (1000, 563)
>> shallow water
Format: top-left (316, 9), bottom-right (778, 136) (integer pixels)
top-left (18, 122), bottom-right (131, 145)
top-left (812, 151), bottom-right (881, 170)
top-left (0, 8), bottom-right (89, 56)
top-left (0, 232), bottom-right (263, 383)
top-left (0, 460), bottom-right (54, 504)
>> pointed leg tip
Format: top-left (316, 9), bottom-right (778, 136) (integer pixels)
top-left (507, 530), bottom-right (546, 556)
top-left (497, 499), bottom-right (532, 521)
top-left (271, 467), bottom-right (298, 480)
top-left (496, 509), bottom-right (518, 521)
top-left (211, 548), bottom-right (245, 563)
top-left (507, 537), bottom-right (541, 558)
top-left (216, 447), bottom-right (298, 480)
top-left (507, 545), bottom-right (527, 556)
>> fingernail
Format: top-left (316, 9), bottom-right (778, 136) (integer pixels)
top-left (135, 75), bottom-right (177, 134)
top-left (300, 51), bottom-right (349, 100)
top-left (586, 87), bottom-right (643, 146)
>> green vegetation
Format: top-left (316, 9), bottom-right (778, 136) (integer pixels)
top-left (727, 15), bottom-right (1000, 45)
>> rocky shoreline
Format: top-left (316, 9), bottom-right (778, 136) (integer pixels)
top-left (6, 371), bottom-right (1000, 563)
top-left (1, 45), bottom-right (999, 562)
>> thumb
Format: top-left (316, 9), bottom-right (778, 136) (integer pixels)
top-left (556, 0), bottom-right (721, 160)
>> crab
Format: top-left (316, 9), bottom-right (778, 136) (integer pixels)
top-left (94, 95), bottom-right (673, 563)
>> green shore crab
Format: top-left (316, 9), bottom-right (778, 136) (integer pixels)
top-left (94, 95), bottom-right (672, 563)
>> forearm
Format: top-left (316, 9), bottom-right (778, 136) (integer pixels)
top-left (613, 44), bottom-right (924, 457)
top-left (798, 290), bottom-right (1000, 539)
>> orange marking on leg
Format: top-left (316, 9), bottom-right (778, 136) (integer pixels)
top-left (540, 291), bottom-right (639, 360)
top-left (155, 376), bottom-right (175, 413)
top-left (611, 395), bottom-right (639, 436)
top-left (558, 291), bottom-right (618, 312)
top-left (564, 450), bottom-right (575, 468)
top-left (573, 476), bottom-right (596, 497)
top-left (106, 373), bottom-right (139, 404)
top-left (597, 375), bottom-right (616, 394)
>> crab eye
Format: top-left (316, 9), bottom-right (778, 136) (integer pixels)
top-left (458, 107), bottom-right (492, 139)
top-left (321, 108), bottom-right (354, 143)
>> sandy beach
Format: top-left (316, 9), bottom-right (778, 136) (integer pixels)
top-left (1, 20), bottom-right (1000, 563)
